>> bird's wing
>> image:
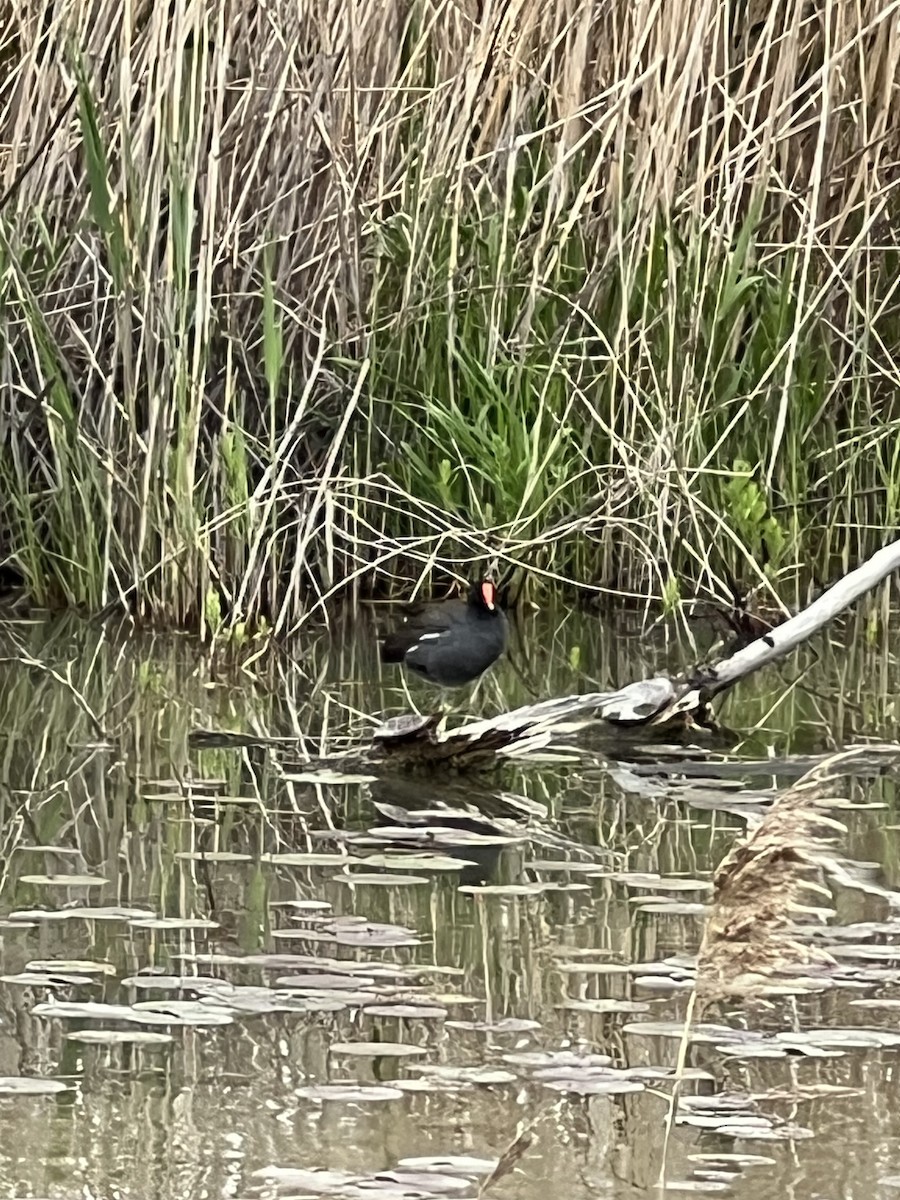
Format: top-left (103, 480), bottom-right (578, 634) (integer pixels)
top-left (380, 602), bottom-right (464, 662)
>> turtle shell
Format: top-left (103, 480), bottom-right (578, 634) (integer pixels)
top-left (372, 712), bottom-right (442, 744)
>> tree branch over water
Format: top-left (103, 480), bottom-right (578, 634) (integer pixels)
top-left (191, 538), bottom-right (900, 769)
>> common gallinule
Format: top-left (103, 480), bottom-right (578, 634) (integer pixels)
top-left (380, 578), bottom-right (508, 687)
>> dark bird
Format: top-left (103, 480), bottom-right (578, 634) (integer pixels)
top-left (380, 578), bottom-right (508, 687)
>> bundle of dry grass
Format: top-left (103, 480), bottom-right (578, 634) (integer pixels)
top-left (2, 1), bottom-right (900, 623)
top-left (697, 745), bottom-right (900, 1001)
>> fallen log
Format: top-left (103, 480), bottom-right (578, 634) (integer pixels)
top-left (189, 537), bottom-right (900, 770)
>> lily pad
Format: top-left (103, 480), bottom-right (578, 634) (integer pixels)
top-left (130, 1000), bottom-right (235, 1025)
top-left (330, 922), bottom-right (423, 948)
top-left (524, 860), bottom-right (610, 874)
top-left (362, 854), bottom-right (475, 872)
top-left (332, 873), bottom-right (430, 886)
top-left (276, 973), bottom-right (377, 990)
top-left (635, 900), bottom-right (709, 915)
top-left (372, 1170), bottom-right (471, 1194)
top-left (445, 1017), bottom-right (541, 1033)
top-left (1, 972), bottom-right (95, 987)
top-left (18, 874), bottom-right (107, 887)
top-left (501, 1050), bottom-right (613, 1068)
top-left (397, 1157), bottom-right (498, 1176)
top-left (0, 1077), bottom-right (71, 1095)
top-left (686, 1154), bottom-right (776, 1168)
top-left (32, 1000), bottom-right (230, 1027)
top-left (391, 1077), bottom-right (470, 1095)
top-left (557, 998), bottom-right (652, 1014)
top-left (329, 1042), bottom-right (426, 1057)
top-left (413, 1065), bottom-right (517, 1085)
top-left (541, 1077), bottom-right (645, 1095)
top-left (458, 883), bottom-right (558, 896)
top-left (363, 1004), bottom-right (447, 1020)
top-left (9, 907), bottom-right (155, 923)
top-left (294, 1084), bottom-right (405, 1102)
top-left (251, 1166), bottom-right (362, 1190)
top-left (174, 851), bottom-right (254, 863)
top-left (120, 975), bottom-right (225, 991)
top-left (26, 959), bottom-right (116, 976)
top-left (261, 852), bottom-right (365, 867)
top-left (66, 1030), bottom-right (174, 1045)
top-left (128, 917), bottom-right (219, 930)
top-left (653, 1183), bottom-right (730, 1194)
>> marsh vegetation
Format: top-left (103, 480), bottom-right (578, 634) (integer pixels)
top-left (2, 1), bottom-right (899, 628)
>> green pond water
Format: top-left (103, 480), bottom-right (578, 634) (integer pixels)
top-left (1, 606), bottom-right (900, 1199)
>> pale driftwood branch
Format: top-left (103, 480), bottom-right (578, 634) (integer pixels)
top-left (385, 536), bottom-right (900, 761)
top-left (697, 536), bottom-right (900, 696)
top-left (189, 538), bottom-right (900, 769)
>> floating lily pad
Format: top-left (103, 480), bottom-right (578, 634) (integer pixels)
top-left (0, 1077), bottom-right (71, 1095)
top-left (261, 852), bottom-right (365, 867)
top-left (32, 1000), bottom-right (229, 1027)
top-left (502, 1050), bottom-right (613, 1068)
top-left (622, 1021), bottom-right (742, 1042)
top-left (363, 1004), bottom-right (446, 1020)
top-left (653, 1182), bottom-right (730, 1194)
top-left (458, 883), bottom-right (562, 896)
top-left (634, 975), bottom-right (695, 991)
top-left (251, 1166), bottom-right (362, 1189)
top-left (285, 770), bottom-right (378, 785)
top-left (330, 922), bottom-right (423, 947)
top-left (555, 959), bottom-right (692, 978)
top-left (373, 1170), bottom-right (471, 1194)
top-left (557, 998), bottom-right (652, 1014)
top-left (294, 1084), bottom-right (405, 1102)
top-left (686, 1153), bottom-right (776, 1168)
top-left (524, 860), bottom-right (610, 874)
top-left (429, 993), bottom-right (480, 1007)
top-left (128, 917), bottom-right (219, 930)
top-left (120, 975), bottom-right (225, 991)
top-left (15, 845), bottom-right (84, 855)
top-left (716, 1123), bottom-right (814, 1141)
top-left (27, 959), bottom-right (116, 976)
top-left (329, 1042), bottom-right (426, 1057)
top-left (374, 827), bottom-right (522, 848)
top-left (66, 1029), bottom-right (174, 1045)
top-left (203, 989), bottom-right (346, 1015)
top-left (1, 971), bottom-right (95, 987)
top-left (396, 1156), bottom-right (498, 1176)
top-left (10, 907), bottom-right (155, 923)
top-left (541, 1077), bottom-right (645, 1095)
top-left (276, 973), bottom-right (377, 990)
top-left (391, 1077), bottom-right (470, 1094)
top-left (130, 1000), bottom-right (234, 1025)
top-left (628, 877), bottom-right (713, 892)
top-left (634, 901), bottom-right (710, 916)
top-left (18, 874), bottom-right (107, 887)
top-left (413, 1065), bottom-right (516, 1085)
top-left (332, 873), bottom-right (430, 886)
top-left (274, 921), bottom-right (423, 948)
top-left (362, 854), bottom-right (475, 872)
top-left (446, 1017), bottom-right (541, 1033)
top-left (174, 852), bottom-right (254, 863)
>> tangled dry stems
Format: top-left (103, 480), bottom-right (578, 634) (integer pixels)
top-left (1, 0), bottom-right (899, 625)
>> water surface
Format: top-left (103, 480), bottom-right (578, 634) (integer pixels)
top-left (1, 607), bottom-right (899, 1199)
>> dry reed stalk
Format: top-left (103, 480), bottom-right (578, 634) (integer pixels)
top-left (697, 744), bottom-right (900, 1001)
top-left (1, 1), bottom-right (899, 620)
